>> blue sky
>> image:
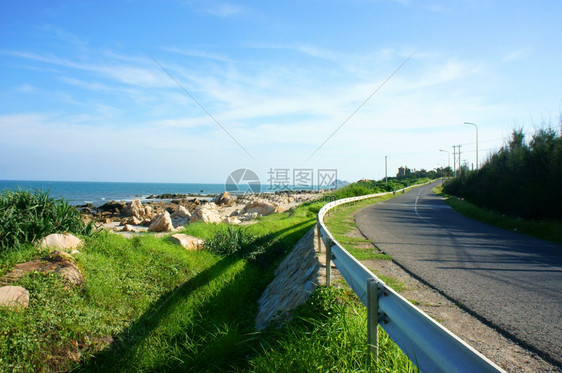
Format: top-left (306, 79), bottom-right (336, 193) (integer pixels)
top-left (1, 0), bottom-right (561, 183)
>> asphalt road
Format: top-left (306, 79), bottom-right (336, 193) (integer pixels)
top-left (355, 181), bottom-right (562, 366)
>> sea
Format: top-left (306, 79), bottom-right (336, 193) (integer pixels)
top-left (0, 180), bottom-right (232, 207)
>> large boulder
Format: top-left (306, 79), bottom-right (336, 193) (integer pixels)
top-left (0, 286), bottom-right (29, 309)
top-left (239, 212), bottom-right (259, 221)
top-left (190, 204), bottom-right (222, 224)
top-left (121, 224), bottom-right (137, 232)
top-left (120, 216), bottom-right (141, 226)
top-left (171, 206), bottom-right (191, 220)
top-left (214, 191), bottom-right (237, 206)
top-left (170, 206), bottom-right (191, 228)
top-left (222, 216), bottom-right (242, 225)
top-left (0, 251), bottom-right (84, 287)
top-left (169, 234), bottom-right (204, 250)
top-left (98, 201), bottom-right (126, 214)
top-left (148, 211), bottom-right (174, 232)
top-left (38, 233), bottom-right (82, 253)
top-left (241, 201), bottom-right (281, 216)
top-left (123, 199), bottom-right (151, 219)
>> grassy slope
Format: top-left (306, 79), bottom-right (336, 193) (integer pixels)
top-left (246, 191), bottom-right (431, 372)
top-left (1, 183), bottom-right (429, 372)
top-left (0, 204), bottom-right (316, 372)
top-left (433, 185), bottom-right (562, 245)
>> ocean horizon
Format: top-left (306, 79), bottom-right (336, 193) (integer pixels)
top-left (0, 180), bottom-right (330, 207)
top-left (0, 180), bottom-right (235, 207)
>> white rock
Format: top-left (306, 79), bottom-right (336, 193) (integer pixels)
top-left (39, 233), bottom-right (82, 253)
top-left (171, 206), bottom-right (191, 219)
top-left (124, 199), bottom-right (149, 219)
top-left (190, 204), bottom-right (222, 224)
top-left (222, 216), bottom-right (242, 225)
top-left (121, 224), bottom-right (137, 232)
top-left (170, 234), bottom-right (204, 250)
top-left (239, 212), bottom-right (259, 221)
top-left (241, 201), bottom-right (280, 216)
top-left (148, 211), bottom-right (174, 232)
top-left (0, 286), bottom-right (29, 309)
top-left (215, 191), bottom-right (236, 206)
top-left (126, 216), bottom-right (142, 225)
top-left (171, 217), bottom-right (189, 228)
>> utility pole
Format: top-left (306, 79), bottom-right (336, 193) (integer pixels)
top-left (452, 145), bottom-right (462, 177)
top-left (452, 145), bottom-right (457, 177)
top-left (385, 156), bottom-right (388, 186)
top-left (458, 145), bottom-right (462, 175)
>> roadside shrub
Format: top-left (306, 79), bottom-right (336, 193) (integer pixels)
top-left (203, 225), bottom-right (260, 258)
top-left (0, 189), bottom-right (94, 252)
top-left (444, 127), bottom-right (562, 219)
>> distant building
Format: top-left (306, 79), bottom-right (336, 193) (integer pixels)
top-left (397, 167), bottom-right (405, 178)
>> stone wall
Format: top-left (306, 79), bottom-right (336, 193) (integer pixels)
top-left (254, 226), bottom-right (331, 330)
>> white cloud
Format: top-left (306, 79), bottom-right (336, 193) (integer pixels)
top-left (15, 84), bottom-right (36, 93)
top-left (161, 47), bottom-right (235, 63)
top-left (0, 39), bottom-right (544, 182)
top-left (2, 50), bottom-right (169, 88)
top-left (501, 48), bottom-right (531, 63)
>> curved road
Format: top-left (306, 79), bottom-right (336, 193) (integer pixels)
top-left (355, 181), bottom-right (562, 366)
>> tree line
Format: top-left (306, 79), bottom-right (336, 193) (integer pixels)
top-left (444, 127), bottom-right (562, 219)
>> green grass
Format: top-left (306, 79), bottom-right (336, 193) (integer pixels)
top-left (433, 185), bottom-right (562, 245)
top-left (323, 195), bottom-right (395, 261)
top-left (0, 189), bottom-right (95, 252)
top-left (0, 187), bottom-right (422, 372)
top-left (0, 201), bottom-right (318, 372)
top-left (247, 286), bottom-right (417, 372)
top-left (0, 232), bottom-right (212, 372)
top-left (322, 194), bottom-right (407, 292)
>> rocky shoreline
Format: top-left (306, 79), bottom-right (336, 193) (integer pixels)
top-left (78, 190), bottom-right (325, 233)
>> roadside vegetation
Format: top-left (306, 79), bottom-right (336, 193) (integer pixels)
top-left (248, 286), bottom-right (416, 372)
top-left (0, 190), bottom-right (95, 252)
top-left (434, 184), bottom-right (562, 245)
top-left (444, 127), bottom-right (562, 220)
top-left (323, 195), bottom-right (394, 261)
top-left (333, 174), bottom-right (435, 200)
top-left (442, 127), bottom-right (562, 244)
top-left (0, 199), bottom-right (317, 371)
top-left (322, 194), bottom-right (414, 296)
top-left (0, 177), bottom-right (431, 372)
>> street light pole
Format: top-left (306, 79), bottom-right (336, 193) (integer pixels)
top-left (385, 156), bottom-right (388, 186)
top-left (464, 122), bottom-right (478, 169)
top-left (439, 149), bottom-right (450, 175)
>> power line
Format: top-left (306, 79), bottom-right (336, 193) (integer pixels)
top-left (306, 51), bottom-right (416, 161)
top-left (148, 53), bottom-right (256, 161)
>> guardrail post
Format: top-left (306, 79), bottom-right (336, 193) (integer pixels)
top-left (367, 278), bottom-right (379, 361)
top-left (316, 220), bottom-right (322, 253)
top-left (325, 237), bottom-right (332, 286)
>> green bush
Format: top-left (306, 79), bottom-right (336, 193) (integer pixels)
top-left (0, 189), bottom-right (94, 252)
top-left (203, 225), bottom-right (261, 258)
top-left (444, 128), bottom-right (562, 219)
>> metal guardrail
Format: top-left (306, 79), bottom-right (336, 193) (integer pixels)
top-left (317, 185), bottom-right (505, 373)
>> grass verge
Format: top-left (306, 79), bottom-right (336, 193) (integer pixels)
top-left (313, 193), bottom-right (414, 368)
top-left (0, 185), bottom-right (426, 372)
top-left (0, 201), bottom-right (317, 372)
top-left (433, 185), bottom-right (562, 245)
top-left (323, 195), bottom-right (395, 261)
top-left (247, 286), bottom-right (417, 372)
